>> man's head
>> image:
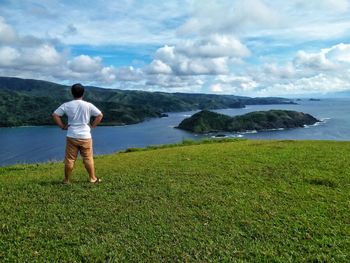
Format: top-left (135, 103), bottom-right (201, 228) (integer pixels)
top-left (71, 83), bottom-right (85, 99)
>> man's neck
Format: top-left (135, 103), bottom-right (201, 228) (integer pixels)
top-left (74, 97), bottom-right (83, 100)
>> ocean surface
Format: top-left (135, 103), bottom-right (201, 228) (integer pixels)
top-left (0, 99), bottom-right (349, 166)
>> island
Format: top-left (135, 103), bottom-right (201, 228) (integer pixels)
top-left (177, 110), bottom-right (319, 133)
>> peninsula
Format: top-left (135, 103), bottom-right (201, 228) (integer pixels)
top-left (0, 77), bottom-right (296, 127)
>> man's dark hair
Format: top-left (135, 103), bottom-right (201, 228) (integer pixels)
top-left (71, 83), bottom-right (85, 98)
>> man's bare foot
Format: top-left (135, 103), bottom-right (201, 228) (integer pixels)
top-left (62, 180), bottom-right (70, 185)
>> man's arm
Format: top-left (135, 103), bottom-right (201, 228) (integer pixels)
top-left (52, 113), bottom-right (68, 130)
top-left (90, 113), bottom-right (103, 128)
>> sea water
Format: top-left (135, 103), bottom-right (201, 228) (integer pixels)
top-left (0, 99), bottom-right (348, 166)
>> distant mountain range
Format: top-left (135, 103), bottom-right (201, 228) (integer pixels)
top-left (0, 76), bottom-right (295, 127)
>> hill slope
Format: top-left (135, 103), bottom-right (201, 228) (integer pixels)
top-left (0, 76), bottom-right (295, 127)
top-left (0, 140), bottom-right (349, 261)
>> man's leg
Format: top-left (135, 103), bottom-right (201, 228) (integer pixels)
top-left (64, 138), bottom-right (79, 183)
top-left (80, 139), bottom-right (97, 182)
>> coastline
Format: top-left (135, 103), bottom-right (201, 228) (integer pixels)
top-left (1, 100), bottom-right (345, 166)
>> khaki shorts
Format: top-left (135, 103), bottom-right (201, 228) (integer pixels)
top-left (64, 137), bottom-right (94, 168)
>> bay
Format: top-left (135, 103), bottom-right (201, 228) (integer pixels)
top-left (0, 99), bottom-right (349, 166)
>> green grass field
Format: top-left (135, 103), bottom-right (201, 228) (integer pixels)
top-left (0, 139), bottom-right (349, 262)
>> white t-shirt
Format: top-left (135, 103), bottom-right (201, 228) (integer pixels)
top-left (54, 100), bottom-right (102, 139)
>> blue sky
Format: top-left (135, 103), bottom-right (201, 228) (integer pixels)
top-left (1, 0), bottom-right (350, 96)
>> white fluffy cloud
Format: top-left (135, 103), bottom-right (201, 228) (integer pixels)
top-left (0, 46), bottom-right (20, 66)
top-left (68, 55), bottom-right (102, 73)
top-left (177, 35), bottom-right (250, 58)
top-left (0, 17), bottom-right (17, 44)
top-left (25, 44), bottom-right (62, 66)
top-left (326, 0), bottom-right (350, 11)
top-left (0, 43), bottom-right (117, 83)
top-left (0, 13), bottom-right (145, 85)
top-left (146, 74), bottom-right (204, 90)
top-left (231, 42), bottom-right (350, 96)
top-left (325, 43), bottom-right (350, 63)
top-left (3, 1), bottom-right (350, 96)
top-left (115, 66), bottom-right (144, 81)
top-left (263, 63), bottom-right (296, 79)
top-left (176, 0), bottom-right (350, 45)
top-left (178, 0), bottom-right (280, 36)
top-left (100, 66), bottom-right (116, 82)
top-left (257, 72), bottom-right (350, 96)
top-left (173, 57), bottom-right (229, 76)
top-left (294, 51), bottom-right (335, 71)
top-left (285, 43), bottom-right (350, 94)
top-left (195, 41), bottom-right (350, 97)
top-left (211, 83), bottom-right (224, 93)
top-left (0, 44), bottom-right (62, 69)
top-left (294, 0), bottom-right (349, 13)
top-left (210, 75), bottom-right (258, 94)
top-left (147, 60), bottom-right (173, 74)
top-left (293, 43), bottom-right (350, 72)
top-left (146, 35), bottom-right (249, 78)
top-left (1, 1), bottom-right (187, 46)
top-left (154, 45), bottom-right (175, 62)
top-left (0, 17), bottom-right (118, 84)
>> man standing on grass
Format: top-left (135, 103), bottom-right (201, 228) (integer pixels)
top-left (52, 83), bottom-right (103, 184)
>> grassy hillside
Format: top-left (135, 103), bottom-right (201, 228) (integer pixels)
top-left (0, 140), bottom-right (349, 261)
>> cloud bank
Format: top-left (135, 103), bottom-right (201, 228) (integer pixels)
top-left (1, 0), bottom-right (350, 96)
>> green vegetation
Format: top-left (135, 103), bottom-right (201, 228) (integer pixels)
top-left (0, 76), bottom-right (295, 127)
top-left (177, 110), bottom-right (319, 133)
top-left (0, 140), bottom-right (349, 261)
top-left (0, 90), bottom-right (60, 126)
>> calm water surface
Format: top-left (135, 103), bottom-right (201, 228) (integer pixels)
top-left (1, 99), bottom-right (349, 166)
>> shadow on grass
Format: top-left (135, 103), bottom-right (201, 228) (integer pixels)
top-left (122, 137), bottom-right (247, 153)
top-left (36, 180), bottom-right (104, 187)
top-left (306, 178), bottom-right (338, 188)
top-left (36, 180), bottom-right (68, 186)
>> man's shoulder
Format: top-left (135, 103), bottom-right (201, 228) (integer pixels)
top-left (66, 100), bottom-right (98, 109)
top-left (79, 100), bottom-right (100, 111)
top-left (65, 100), bottom-right (76, 105)
top-left (57, 101), bottom-right (67, 108)
top-left (81, 100), bottom-right (96, 108)
top-left (84, 101), bottom-right (98, 108)
top-left (67, 100), bottom-right (90, 105)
